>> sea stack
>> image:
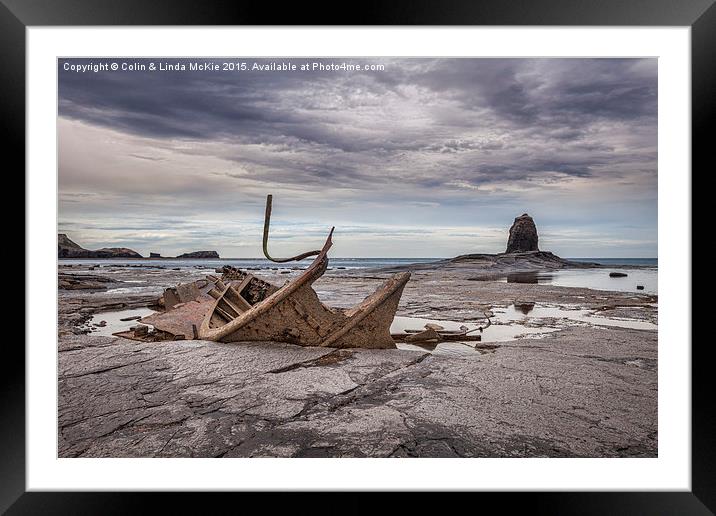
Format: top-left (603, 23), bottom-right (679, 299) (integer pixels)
top-left (506, 214), bottom-right (539, 253)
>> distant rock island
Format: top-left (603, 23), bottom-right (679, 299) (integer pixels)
top-left (448, 212), bottom-right (596, 270)
top-left (175, 251), bottom-right (220, 259)
top-left (58, 234), bottom-right (142, 259)
top-left (58, 234), bottom-right (220, 259)
top-left (377, 213), bottom-right (599, 274)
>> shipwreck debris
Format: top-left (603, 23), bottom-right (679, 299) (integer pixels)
top-left (403, 327), bottom-right (441, 344)
top-left (391, 308), bottom-right (492, 344)
top-left (113, 322), bottom-right (180, 342)
top-left (391, 326), bottom-right (483, 343)
top-left (161, 279), bottom-right (212, 310)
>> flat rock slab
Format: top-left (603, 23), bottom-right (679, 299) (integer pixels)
top-left (58, 327), bottom-right (657, 458)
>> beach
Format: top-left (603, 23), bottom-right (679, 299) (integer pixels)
top-left (57, 258), bottom-right (657, 458)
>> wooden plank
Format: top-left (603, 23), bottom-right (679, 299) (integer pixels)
top-left (220, 298), bottom-right (241, 317)
top-left (215, 305), bottom-right (236, 321)
top-left (234, 274), bottom-right (254, 295)
top-left (225, 292), bottom-right (252, 312)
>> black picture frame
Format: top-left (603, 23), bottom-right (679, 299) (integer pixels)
top-left (5, 0), bottom-right (709, 512)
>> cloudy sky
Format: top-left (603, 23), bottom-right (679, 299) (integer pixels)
top-left (58, 58), bottom-right (657, 258)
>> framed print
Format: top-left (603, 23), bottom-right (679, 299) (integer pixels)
top-left (7, 0), bottom-right (711, 512)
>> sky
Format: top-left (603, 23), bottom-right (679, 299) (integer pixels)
top-left (58, 58), bottom-right (657, 258)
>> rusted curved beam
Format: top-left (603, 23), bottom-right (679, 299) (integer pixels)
top-left (262, 194), bottom-right (334, 263)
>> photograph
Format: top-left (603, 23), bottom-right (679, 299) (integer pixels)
top-left (56, 56), bottom-right (658, 459)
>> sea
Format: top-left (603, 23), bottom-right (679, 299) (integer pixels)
top-left (59, 257), bottom-right (438, 270)
top-left (567, 258), bottom-right (657, 267)
top-left (60, 257), bottom-right (658, 295)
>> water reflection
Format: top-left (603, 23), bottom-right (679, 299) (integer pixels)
top-left (506, 272), bottom-right (553, 284)
top-left (502, 268), bottom-right (657, 294)
top-left (513, 301), bottom-right (536, 314)
top-left (86, 307), bottom-right (157, 336)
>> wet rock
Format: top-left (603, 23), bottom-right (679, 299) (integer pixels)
top-left (505, 214), bottom-right (539, 253)
top-left (636, 285), bottom-right (645, 290)
top-left (58, 273), bottom-right (119, 291)
top-left (609, 272), bottom-right (628, 278)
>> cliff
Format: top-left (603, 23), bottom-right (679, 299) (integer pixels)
top-left (58, 234), bottom-right (143, 259)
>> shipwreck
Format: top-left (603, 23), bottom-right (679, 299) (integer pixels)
top-left (117, 195), bottom-right (409, 348)
top-left (115, 195), bottom-right (487, 348)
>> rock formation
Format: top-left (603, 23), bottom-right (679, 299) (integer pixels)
top-left (58, 234), bottom-right (222, 259)
top-left (505, 214), bottom-right (539, 253)
top-left (58, 233), bottom-right (85, 254)
top-left (58, 272), bottom-right (119, 290)
top-left (58, 234), bottom-right (142, 258)
top-left (176, 251), bottom-right (220, 259)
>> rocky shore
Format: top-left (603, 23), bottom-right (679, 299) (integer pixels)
top-left (57, 258), bottom-right (657, 458)
top-left (377, 250), bottom-right (599, 276)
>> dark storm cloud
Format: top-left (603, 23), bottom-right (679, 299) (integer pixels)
top-left (409, 58), bottom-right (656, 126)
top-left (59, 58), bottom-right (656, 159)
top-left (59, 58), bottom-right (387, 144)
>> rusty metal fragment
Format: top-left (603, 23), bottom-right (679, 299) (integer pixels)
top-left (140, 299), bottom-right (214, 340)
top-left (162, 279), bottom-right (213, 310)
top-left (391, 330), bottom-right (482, 343)
top-left (403, 327), bottom-right (441, 343)
top-left (262, 194), bottom-right (334, 263)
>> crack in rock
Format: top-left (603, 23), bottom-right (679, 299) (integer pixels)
top-left (268, 349), bottom-right (354, 373)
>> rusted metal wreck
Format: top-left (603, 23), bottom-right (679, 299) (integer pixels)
top-left (117, 195), bottom-right (411, 349)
